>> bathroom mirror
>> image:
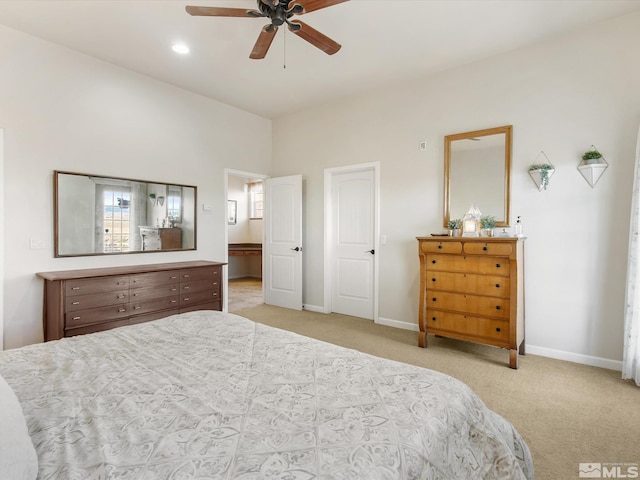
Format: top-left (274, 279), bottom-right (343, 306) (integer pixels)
top-left (444, 125), bottom-right (512, 227)
top-left (54, 171), bottom-right (197, 257)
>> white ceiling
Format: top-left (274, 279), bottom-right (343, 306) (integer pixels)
top-left (1, 0), bottom-right (639, 119)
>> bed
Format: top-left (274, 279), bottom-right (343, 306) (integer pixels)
top-left (0, 310), bottom-right (534, 479)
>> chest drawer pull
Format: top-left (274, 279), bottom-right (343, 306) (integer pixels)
top-left (134, 306), bottom-right (141, 310)
top-left (183, 274), bottom-right (190, 279)
top-left (72, 301), bottom-right (80, 305)
top-left (496, 263), bottom-right (501, 268)
top-left (72, 287), bottom-right (81, 291)
top-left (118, 308), bottom-right (126, 313)
top-left (170, 275), bottom-right (178, 279)
top-left (73, 316), bottom-right (81, 320)
top-left (438, 244), bottom-right (442, 249)
top-left (431, 278), bottom-right (436, 282)
top-left (432, 317), bottom-right (436, 321)
top-left (483, 246), bottom-right (488, 251)
top-left (171, 288), bottom-right (177, 292)
top-left (495, 284), bottom-right (501, 288)
top-left (133, 293), bottom-right (140, 297)
top-left (496, 327), bottom-right (501, 332)
top-left (496, 305), bottom-right (501, 310)
top-left (184, 286), bottom-right (190, 290)
top-left (431, 260), bottom-right (436, 264)
top-left (170, 299), bottom-right (177, 304)
top-left (184, 297), bottom-right (190, 301)
top-left (117, 294), bottom-right (125, 299)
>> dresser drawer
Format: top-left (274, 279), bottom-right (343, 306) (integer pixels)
top-left (130, 271), bottom-right (181, 288)
top-left (426, 311), bottom-right (509, 343)
top-left (130, 284), bottom-right (180, 301)
top-left (180, 267), bottom-right (219, 282)
top-left (428, 292), bottom-right (510, 319)
top-left (463, 242), bottom-right (512, 256)
top-left (65, 290), bottom-right (129, 312)
top-left (426, 254), bottom-right (509, 276)
top-left (65, 304), bottom-right (129, 328)
top-left (427, 272), bottom-right (509, 298)
top-left (181, 289), bottom-right (220, 306)
top-left (130, 296), bottom-right (180, 315)
top-left (66, 276), bottom-right (129, 296)
top-left (477, 318), bottom-right (510, 342)
top-left (181, 279), bottom-right (221, 294)
top-left (420, 241), bottom-right (462, 254)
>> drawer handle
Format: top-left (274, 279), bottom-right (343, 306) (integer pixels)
top-left (73, 316), bottom-right (81, 320)
top-left (134, 306), bottom-right (141, 310)
top-left (171, 288), bottom-right (177, 292)
top-left (184, 286), bottom-right (190, 290)
top-left (117, 295), bottom-right (125, 299)
top-left (496, 263), bottom-right (501, 268)
top-left (496, 305), bottom-right (501, 310)
top-left (212, 292), bottom-right (218, 297)
top-left (483, 246), bottom-right (488, 251)
top-left (118, 308), bottom-right (126, 313)
top-left (496, 327), bottom-right (501, 332)
top-left (133, 293), bottom-right (140, 297)
top-left (184, 274), bottom-right (190, 278)
top-left (431, 278), bottom-right (436, 282)
top-left (431, 260), bottom-right (436, 264)
top-left (116, 282), bottom-right (126, 285)
top-left (184, 297), bottom-right (190, 301)
top-left (72, 301), bottom-right (80, 305)
top-left (431, 317), bottom-right (436, 321)
top-left (432, 297), bottom-right (436, 302)
top-left (72, 287), bottom-right (81, 290)
top-left (495, 284), bottom-right (501, 288)
top-left (437, 244), bottom-right (442, 249)
top-left (170, 276), bottom-right (178, 279)
top-left (170, 300), bottom-right (177, 304)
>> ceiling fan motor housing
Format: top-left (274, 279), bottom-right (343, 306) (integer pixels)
top-left (257, 0), bottom-right (303, 26)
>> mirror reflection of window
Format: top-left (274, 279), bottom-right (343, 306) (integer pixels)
top-left (102, 188), bottom-right (131, 253)
top-left (167, 185), bottom-right (182, 223)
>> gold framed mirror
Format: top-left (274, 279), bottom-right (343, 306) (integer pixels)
top-left (444, 125), bottom-right (512, 228)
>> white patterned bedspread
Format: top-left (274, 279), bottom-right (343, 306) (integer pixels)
top-left (0, 311), bottom-right (534, 479)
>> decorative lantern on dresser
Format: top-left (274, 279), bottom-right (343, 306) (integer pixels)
top-left (417, 236), bottom-right (525, 368)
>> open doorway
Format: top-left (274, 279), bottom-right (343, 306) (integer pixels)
top-left (226, 170), bottom-right (267, 312)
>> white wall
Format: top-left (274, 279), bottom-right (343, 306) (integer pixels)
top-left (0, 25), bottom-right (271, 349)
top-left (272, 12), bottom-right (640, 367)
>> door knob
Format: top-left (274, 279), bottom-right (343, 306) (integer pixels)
top-left (291, 246), bottom-right (301, 252)
top-left (364, 249), bottom-right (375, 254)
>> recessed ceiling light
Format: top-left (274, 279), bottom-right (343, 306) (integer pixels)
top-left (172, 44), bottom-right (190, 54)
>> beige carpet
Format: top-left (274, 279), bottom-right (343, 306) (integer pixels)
top-left (228, 278), bottom-right (263, 311)
top-left (233, 304), bottom-right (640, 480)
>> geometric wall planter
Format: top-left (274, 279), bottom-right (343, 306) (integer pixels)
top-left (528, 151), bottom-right (555, 191)
top-left (577, 145), bottom-right (608, 188)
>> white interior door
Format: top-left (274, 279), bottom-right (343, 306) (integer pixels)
top-left (264, 175), bottom-right (303, 310)
top-left (329, 167), bottom-right (376, 319)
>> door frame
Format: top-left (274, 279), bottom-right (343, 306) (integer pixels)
top-left (323, 162), bottom-right (380, 320)
top-left (224, 168), bottom-right (269, 313)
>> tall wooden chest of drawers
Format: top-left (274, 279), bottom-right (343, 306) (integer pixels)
top-left (417, 237), bottom-right (525, 368)
top-left (37, 260), bottom-right (225, 341)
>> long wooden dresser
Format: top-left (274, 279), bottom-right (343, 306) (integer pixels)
top-left (417, 237), bottom-right (525, 368)
top-left (37, 260), bottom-right (225, 341)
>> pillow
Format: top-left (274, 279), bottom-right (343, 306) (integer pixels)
top-left (0, 373), bottom-right (38, 480)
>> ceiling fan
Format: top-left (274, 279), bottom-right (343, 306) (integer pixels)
top-left (185, 0), bottom-right (349, 59)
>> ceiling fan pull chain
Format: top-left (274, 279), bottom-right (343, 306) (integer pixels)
top-left (283, 27), bottom-right (287, 69)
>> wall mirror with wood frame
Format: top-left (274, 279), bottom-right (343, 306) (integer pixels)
top-left (444, 125), bottom-right (512, 228)
top-left (54, 170), bottom-right (197, 257)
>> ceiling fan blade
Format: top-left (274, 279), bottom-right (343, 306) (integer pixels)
top-left (250, 25), bottom-right (278, 59)
top-left (185, 6), bottom-right (259, 17)
top-left (289, 20), bottom-right (341, 55)
top-left (293, 0), bottom-right (349, 14)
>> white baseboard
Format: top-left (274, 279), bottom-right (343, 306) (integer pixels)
top-left (376, 317), bottom-right (420, 332)
top-left (525, 344), bottom-right (622, 371)
top-left (302, 304), bottom-right (325, 313)
top-left (374, 317), bottom-right (623, 371)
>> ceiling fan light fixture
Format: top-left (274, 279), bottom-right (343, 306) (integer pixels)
top-left (172, 43), bottom-right (190, 54)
